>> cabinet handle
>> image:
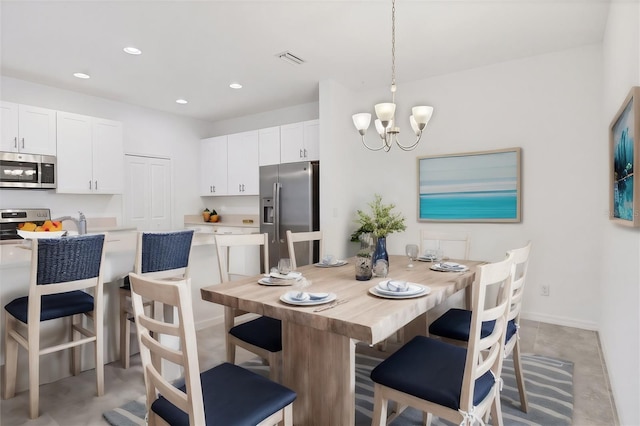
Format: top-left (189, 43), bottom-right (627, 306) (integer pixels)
top-left (242, 184), bottom-right (245, 192)
top-left (14, 137), bottom-right (17, 148)
top-left (212, 185), bottom-right (215, 193)
top-left (95, 180), bottom-right (98, 190)
top-left (299, 149), bottom-right (303, 158)
top-left (304, 148), bottom-right (308, 158)
top-left (239, 184), bottom-right (242, 192)
top-left (21, 138), bottom-right (25, 149)
top-left (89, 180), bottom-right (92, 190)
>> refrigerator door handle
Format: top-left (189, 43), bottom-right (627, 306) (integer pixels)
top-left (274, 182), bottom-right (281, 244)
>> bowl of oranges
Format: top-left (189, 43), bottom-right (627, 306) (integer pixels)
top-left (17, 220), bottom-right (66, 239)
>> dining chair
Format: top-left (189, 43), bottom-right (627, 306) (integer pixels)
top-left (370, 251), bottom-right (514, 426)
top-left (3, 234), bottom-right (107, 419)
top-left (119, 230), bottom-right (194, 369)
top-left (128, 272), bottom-right (296, 426)
top-left (428, 241), bottom-right (532, 413)
top-left (214, 233), bottom-right (282, 382)
top-left (419, 230), bottom-right (470, 260)
top-left (285, 229), bottom-right (323, 269)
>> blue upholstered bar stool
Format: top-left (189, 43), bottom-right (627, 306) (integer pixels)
top-left (119, 230), bottom-right (194, 368)
top-left (3, 234), bottom-right (107, 419)
top-left (370, 252), bottom-right (515, 426)
top-left (429, 242), bottom-right (532, 413)
top-left (129, 272), bottom-right (296, 425)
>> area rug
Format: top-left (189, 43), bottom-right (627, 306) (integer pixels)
top-left (103, 353), bottom-right (573, 426)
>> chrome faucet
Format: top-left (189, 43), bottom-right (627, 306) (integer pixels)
top-left (52, 211), bottom-right (87, 235)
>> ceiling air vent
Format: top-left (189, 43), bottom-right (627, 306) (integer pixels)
top-left (276, 51), bottom-right (305, 65)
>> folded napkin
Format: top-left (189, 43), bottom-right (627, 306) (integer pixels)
top-left (270, 271), bottom-right (303, 280)
top-left (308, 292), bottom-right (329, 300)
top-left (321, 255), bottom-right (338, 265)
top-left (379, 280), bottom-right (410, 292)
top-left (438, 262), bottom-right (466, 271)
top-left (287, 291), bottom-right (310, 302)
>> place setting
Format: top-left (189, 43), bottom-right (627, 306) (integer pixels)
top-left (314, 254), bottom-right (348, 268)
top-left (279, 276), bottom-right (337, 306)
top-left (258, 258), bottom-right (303, 286)
top-left (369, 279), bottom-right (430, 299)
top-left (429, 261), bottom-right (469, 272)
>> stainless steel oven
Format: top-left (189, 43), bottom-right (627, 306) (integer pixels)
top-left (0, 152), bottom-right (56, 189)
top-left (0, 208), bottom-right (51, 240)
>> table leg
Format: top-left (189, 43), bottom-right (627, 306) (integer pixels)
top-left (282, 321), bottom-right (355, 425)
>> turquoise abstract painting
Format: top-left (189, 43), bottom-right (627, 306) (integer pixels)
top-left (418, 148), bottom-right (521, 222)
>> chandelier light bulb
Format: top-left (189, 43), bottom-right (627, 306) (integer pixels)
top-left (375, 103), bottom-right (396, 123)
top-left (352, 113), bottom-right (372, 134)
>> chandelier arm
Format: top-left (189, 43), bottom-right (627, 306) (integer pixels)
top-left (395, 132), bottom-right (423, 151)
top-left (360, 135), bottom-right (388, 152)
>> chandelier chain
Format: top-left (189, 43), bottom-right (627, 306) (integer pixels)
top-left (391, 0), bottom-right (396, 92)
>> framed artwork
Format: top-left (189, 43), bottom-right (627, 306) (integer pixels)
top-left (417, 147), bottom-right (521, 222)
top-left (610, 86), bottom-right (640, 227)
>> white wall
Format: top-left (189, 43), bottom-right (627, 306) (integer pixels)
top-left (0, 76), bottom-right (211, 228)
top-left (601, 2), bottom-right (640, 424)
top-left (320, 44), bottom-right (604, 330)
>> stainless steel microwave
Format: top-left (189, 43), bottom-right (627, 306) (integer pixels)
top-left (0, 152), bottom-right (56, 189)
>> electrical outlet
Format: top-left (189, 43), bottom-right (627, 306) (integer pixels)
top-left (540, 285), bottom-right (550, 296)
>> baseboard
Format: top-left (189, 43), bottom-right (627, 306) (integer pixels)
top-left (521, 311), bottom-right (598, 331)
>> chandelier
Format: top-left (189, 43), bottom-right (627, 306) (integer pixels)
top-left (352, 0), bottom-right (433, 152)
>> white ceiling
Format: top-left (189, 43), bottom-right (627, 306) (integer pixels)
top-left (1, 0), bottom-right (610, 122)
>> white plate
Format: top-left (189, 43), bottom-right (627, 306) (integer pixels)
top-left (429, 262), bottom-right (469, 272)
top-left (280, 292), bottom-right (337, 306)
top-left (17, 230), bottom-right (66, 239)
top-left (314, 260), bottom-right (348, 268)
top-left (258, 277), bottom-right (295, 286)
top-left (376, 280), bottom-right (426, 296)
top-left (369, 285), bottom-right (430, 299)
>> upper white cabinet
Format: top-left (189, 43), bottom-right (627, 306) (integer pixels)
top-left (280, 119), bottom-right (319, 164)
top-left (227, 130), bottom-right (259, 195)
top-left (258, 126), bottom-right (280, 166)
top-left (56, 111), bottom-right (124, 194)
top-left (1, 101), bottom-right (57, 155)
top-left (200, 135), bottom-right (228, 196)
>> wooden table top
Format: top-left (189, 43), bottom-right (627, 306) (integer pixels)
top-left (200, 255), bottom-right (482, 345)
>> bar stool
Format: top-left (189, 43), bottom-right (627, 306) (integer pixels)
top-left (119, 230), bottom-right (194, 368)
top-left (3, 234), bottom-right (107, 419)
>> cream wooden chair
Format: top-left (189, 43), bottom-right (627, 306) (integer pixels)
top-left (419, 230), bottom-right (470, 260)
top-left (3, 234), bottom-right (107, 419)
top-left (119, 230), bottom-right (194, 368)
top-left (128, 273), bottom-right (295, 426)
top-left (285, 230), bottom-right (323, 269)
top-left (370, 252), bottom-right (514, 426)
top-left (429, 241), bottom-right (532, 412)
top-left (214, 233), bottom-right (282, 381)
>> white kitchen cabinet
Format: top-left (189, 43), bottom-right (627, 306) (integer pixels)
top-left (280, 119), bottom-right (319, 164)
top-left (0, 101), bottom-right (57, 155)
top-left (258, 126), bottom-right (280, 166)
top-left (200, 135), bottom-right (228, 196)
top-left (227, 130), bottom-right (259, 195)
top-left (56, 111), bottom-right (124, 194)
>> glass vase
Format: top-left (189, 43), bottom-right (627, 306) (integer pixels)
top-left (372, 236), bottom-right (389, 266)
top-left (355, 255), bottom-right (373, 281)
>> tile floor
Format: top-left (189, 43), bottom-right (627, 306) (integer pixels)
top-left (0, 319), bottom-right (619, 425)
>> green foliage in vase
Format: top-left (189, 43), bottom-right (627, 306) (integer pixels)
top-left (350, 194), bottom-right (407, 241)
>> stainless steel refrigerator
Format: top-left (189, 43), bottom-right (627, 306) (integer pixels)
top-left (260, 161), bottom-right (319, 269)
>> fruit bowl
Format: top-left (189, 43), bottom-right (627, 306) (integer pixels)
top-left (17, 230), bottom-right (67, 240)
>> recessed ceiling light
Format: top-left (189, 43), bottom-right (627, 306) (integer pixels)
top-left (229, 83), bottom-right (242, 89)
top-left (176, 99), bottom-right (188, 104)
top-left (73, 72), bottom-right (91, 79)
top-left (123, 46), bottom-right (142, 55)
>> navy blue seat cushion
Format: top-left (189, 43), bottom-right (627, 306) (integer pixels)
top-left (370, 336), bottom-right (495, 410)
top-left (5, 290), bottom-right (94, 323)
top-left (229, 316), bottom-right (282, 353)
top-left (429, 308), bottom-right (517, 342)
top-left (151, 362), bottom-right (296, 425)
top-left (121, 275), bottom-right (131, 291)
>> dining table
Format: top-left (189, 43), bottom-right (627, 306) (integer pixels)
top-left (200, 254), bottom-right (482, 425)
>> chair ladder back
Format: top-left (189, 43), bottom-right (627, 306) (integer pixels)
top-left (129, 273), bottom-right (205, 426)
top-left (286, 230), bottom-right (323, 270)
top-left (419, 230), bottom-right (470, 260)
top-left (214, 233), bottom-right (269, 283)
top-left (460, 252), bottom-right (514, 412)
top-left (506, 241), bottom-right (531, 324)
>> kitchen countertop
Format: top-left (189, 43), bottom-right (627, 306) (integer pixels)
top-left (184, 214), bottom-right (259, 229)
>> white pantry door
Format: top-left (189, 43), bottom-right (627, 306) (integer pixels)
top-left (124, 154), bottom-right (172, 231)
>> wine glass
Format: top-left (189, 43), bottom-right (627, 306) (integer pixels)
top-left (405, 244), bottom-right (419, 268)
